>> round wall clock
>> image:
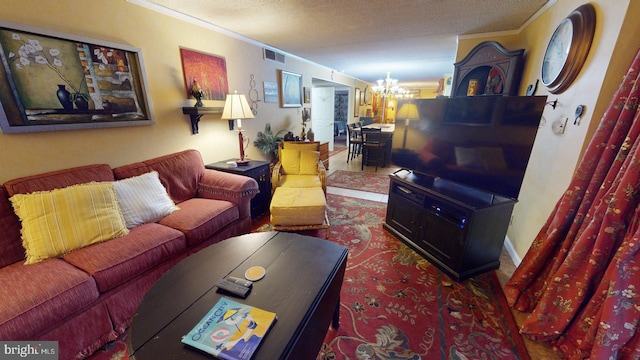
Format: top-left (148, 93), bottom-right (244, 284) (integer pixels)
top-left (541, 3), bottom-right (596, 94)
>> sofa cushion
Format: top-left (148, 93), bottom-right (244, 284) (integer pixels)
top-left (159, 198), bottom-right (238, 247)
top-left (63, 223), bottom-right (186, 293)
top-left (0, 258), bottom-right (99, 340)
top-left (0, 187), bottom-right (24, 267)
top-left (113, 171), bottom-right (180, 228)
top-left (10, 182), bottom-right (129, 265)
top-left (113, 149), bottom-right (205, 204)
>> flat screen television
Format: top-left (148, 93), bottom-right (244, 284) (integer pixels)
top-left (391, 96), bottom-right (547, 199)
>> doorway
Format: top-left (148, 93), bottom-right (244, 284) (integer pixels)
top-left (310, 78), bottom-right (352, 152)
top-left (311, 87), bottom-right (335, 151)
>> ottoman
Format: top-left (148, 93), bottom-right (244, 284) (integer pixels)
top-left (270, 187), bottom-right (329, 238)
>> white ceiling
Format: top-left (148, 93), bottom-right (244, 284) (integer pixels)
top-left (136, 0), bottom-right (552, 88)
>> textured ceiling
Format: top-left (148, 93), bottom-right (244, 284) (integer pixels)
top-left (138, 0), bottom-right (551, 88)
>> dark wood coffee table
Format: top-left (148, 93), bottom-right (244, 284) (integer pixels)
top-left (128, 231), bottom-right (348, 359)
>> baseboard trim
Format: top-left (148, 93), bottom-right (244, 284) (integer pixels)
top-left (503, 235), bottom-right (522, 267)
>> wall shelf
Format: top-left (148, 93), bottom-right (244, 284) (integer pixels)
top-left (182, 106), bottom-right (223, 134)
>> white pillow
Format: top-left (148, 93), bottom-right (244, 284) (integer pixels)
top-left (454, 147), bottom-right (482, 168)
top-left (113, 171), bottom-right (179, 228)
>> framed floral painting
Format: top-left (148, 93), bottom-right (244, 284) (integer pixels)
top-left (0, 21), bottom-right (154, 133)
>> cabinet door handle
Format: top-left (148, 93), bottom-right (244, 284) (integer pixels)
top-left (397, 186), bottom-right (412, 194)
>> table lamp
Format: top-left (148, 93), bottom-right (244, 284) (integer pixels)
top-left (396, 103), bottom-right (419, 148)
top-left (222, 91), bottom-right (254, 165)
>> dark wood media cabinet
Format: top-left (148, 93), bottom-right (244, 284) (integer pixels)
top-left (383, 169), bottom-right (516, 281)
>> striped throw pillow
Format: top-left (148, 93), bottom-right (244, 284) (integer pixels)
top-left (113, 171), bottom-right (179, 229)
top-left (10, 182), bottom-right (129, 265)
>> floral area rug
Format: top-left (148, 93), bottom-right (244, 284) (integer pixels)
top-left (327, 170), bottom-right (391, 194)
top-left (89, 194), bottom-right (528, 360)
top-left (255, 194), bottom-right (529, 359)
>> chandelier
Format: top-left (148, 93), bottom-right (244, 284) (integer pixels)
top-left (372, 72), bottom-right (403, 98)
top-left (371, 72), bottom-right (413, 122)
top-left (372, 72), bottom-right (415, 99)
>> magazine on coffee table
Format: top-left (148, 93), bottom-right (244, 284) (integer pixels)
top-left (181, 297), bottom-right (277, 360)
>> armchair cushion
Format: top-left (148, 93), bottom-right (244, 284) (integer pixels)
top-left (281, 149), bottom-right (301, 175)
top-left (277, 175), bottom-right (324, 189)
top-left (300, 151), bottom-right (320, 174)
top-left (270, 187), bottom-right (326, 226)
top-left (280, 149), bottom-right (320, 175)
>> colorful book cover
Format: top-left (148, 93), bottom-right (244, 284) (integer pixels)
top-left (181, 297), bottom-right (277, 360)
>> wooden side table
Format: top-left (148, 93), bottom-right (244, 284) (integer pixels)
top-left (205, 159), bottom-right (271, 218)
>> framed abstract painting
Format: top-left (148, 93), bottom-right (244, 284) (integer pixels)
top-left (0, 21), bottom-right (155, 133)
top-left (279, 70), bottom-right (302, 108)
top-left (179, 48), bottom-right (229, 101)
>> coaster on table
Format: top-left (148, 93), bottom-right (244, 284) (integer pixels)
top-left (245, 266), bottom-right (266, 281)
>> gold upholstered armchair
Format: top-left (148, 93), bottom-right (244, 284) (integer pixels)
top-left (271, 141), bottom-right (327, 195)
top-left (270, 141), bottom-right (329, 238)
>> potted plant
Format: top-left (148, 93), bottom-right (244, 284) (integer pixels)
top-left (253, 123), bottom-right (287, 164)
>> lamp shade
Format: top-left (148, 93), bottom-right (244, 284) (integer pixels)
top-left (221, 93), bottom-right (254, 120)
top-left (397, 103), bottom-right (419, 120)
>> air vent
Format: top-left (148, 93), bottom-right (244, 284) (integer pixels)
top-left (263, 48), bottom-right (285, 64)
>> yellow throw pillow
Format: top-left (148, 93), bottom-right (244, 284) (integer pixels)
top-left (10, 182), bottom-right (129, 265)
top-left (299, 150), bottom-right (320, 175)
top-left (280, 149), bottom-right (301, 175)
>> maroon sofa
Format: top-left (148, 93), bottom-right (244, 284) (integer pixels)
top-left (0, 149), bottom-right (258, 359)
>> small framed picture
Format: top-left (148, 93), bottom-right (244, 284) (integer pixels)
top-left (303, 87), bottom-right (311, 103)
top-left (263, 81), bottom-right (278, 103)
top-left (354, 88), bottom-right (361, 117)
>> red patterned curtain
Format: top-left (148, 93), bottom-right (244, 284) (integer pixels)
top-left (505, 49), bottom-right (640, 359)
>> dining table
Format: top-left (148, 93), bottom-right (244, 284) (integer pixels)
top-left (354, 123), bottom-right (395, 167)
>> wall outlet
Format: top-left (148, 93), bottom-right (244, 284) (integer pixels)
top-left (552, 116), bottom-right (568, 134)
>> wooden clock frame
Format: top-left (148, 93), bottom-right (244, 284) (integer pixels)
top-left (541, 3), bottom-right (596, 94)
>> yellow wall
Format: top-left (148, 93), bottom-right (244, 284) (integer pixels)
top-left (419, 87), bottom-right (440, 99)
top-left (0, 0), bottom-right (369, 183)
top-left (457, 0), bottom-right (636, 259)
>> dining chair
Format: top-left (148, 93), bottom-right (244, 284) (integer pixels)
top-left (361, 128), bottom-right (388, 171)
top-left (346, 123), bottom-right (363, 163)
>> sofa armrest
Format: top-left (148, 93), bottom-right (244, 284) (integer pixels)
top-left (197, 169), bottom-right (259, 219)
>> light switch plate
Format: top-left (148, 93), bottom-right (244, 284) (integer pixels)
top-left (552, 117), bottom-right (568, 134)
